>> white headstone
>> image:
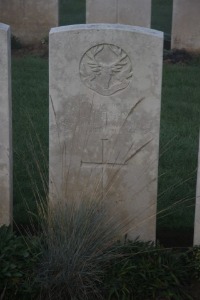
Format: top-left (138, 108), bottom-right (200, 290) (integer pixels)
top-left (172, 0), bottom-right (200, 51)
top-left (49, 24), bottom-right (163, 241)
top-left (86, 0), bottom-right (152, 28)
top-left (194, 132), bottom-right (200, 245)
top-left (0, 0), bottom-right (59, 45)
top-left (0, 23), bottom-right (12, 226)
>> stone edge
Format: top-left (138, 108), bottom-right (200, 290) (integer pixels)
top-left (194, 130), bottom-right (200, 245)
top-left (0, 23), bottom-right (10, 32)
top-left (50, 24), bottom-right (163, 39)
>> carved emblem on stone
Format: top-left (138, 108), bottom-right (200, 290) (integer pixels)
top-left (79, 44), bottom-right (133, 96)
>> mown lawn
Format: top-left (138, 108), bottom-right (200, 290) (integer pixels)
top-left (12, 0), bottom-right (200, 244)
top-left (12, 56), bottom-right (48, 225)
top-left (157, 59), bottom-right (200, 232)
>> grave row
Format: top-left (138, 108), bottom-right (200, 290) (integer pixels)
top-left (0, 0), bottom-right (58, 45)
top-left (0, 0), bottom-right (200, 51)
top-left (0, 21), bottom-right (199, 244)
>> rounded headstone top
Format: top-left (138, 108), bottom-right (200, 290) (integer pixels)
top-left (50, 23), bottom-right (163, 39)
top-left (0, 23), bottom-right (10, 32)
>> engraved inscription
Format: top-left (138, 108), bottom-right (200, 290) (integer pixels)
top-left (80, 44), bottom-right (133, 96)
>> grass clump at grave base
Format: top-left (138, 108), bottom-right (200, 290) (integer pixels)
top-left (35, 198), bottom-right (125, 300)
top-left (36, 208), bottom-right (196, 300)
top-left (1, 220), bottom-right (200, 300)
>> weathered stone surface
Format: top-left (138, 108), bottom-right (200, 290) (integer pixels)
top-left (194, 132), bottom-right (200, 245)
top-left (0, 23), bottom-right (12, 226)
top-left (86, 0), bottom-right (151, 28)
top-left (49, 24), bottom-right (163, 241)
top-left (172, 0), bottom-right (200, 51)
top-left (0, 0), bottom-right (58, 45)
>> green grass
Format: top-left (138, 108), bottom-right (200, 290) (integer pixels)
top-left (157, 59), bottom-right (200, 230)
top-left (12, 56), bottom-right (48, 225)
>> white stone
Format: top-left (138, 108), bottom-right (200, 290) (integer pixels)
top-left (49, 24), bottom-right (163, 241)
top-left (172, 0), bottom-right (200, 51)
top-left (86, 0), bottom-right (151, 28)
top-left (0, 0), bottom-right (59, 45)
top-left (0, 23), bottom-right (12, 226)
top-left (194, 132), bottom-right (200, 245)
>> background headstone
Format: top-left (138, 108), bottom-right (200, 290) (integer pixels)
top-left (0, 23), bottom-right (12, 226)
top-left (0, 0), bottom-right (59, 45)
top-left (194, 132), bottom-right (200, 245)
top-left (49, 24), bottom-right (163, 241)
top-left (86, 0), bottom-right (152, 28)
top-left (172, 0), bottom-right (200, 51)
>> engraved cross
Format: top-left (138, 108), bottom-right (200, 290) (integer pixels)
top-left (81, 139), bottom-right (126, 198)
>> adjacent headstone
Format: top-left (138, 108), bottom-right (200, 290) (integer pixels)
top-left (0, 23), bottom-right (12, 226)
top-left (86, 0), bottom-right (152, 28)
top-left (194, 132), bottom-right (200, 245)
top-left (49, 24), bottom-right (163, 241)
top-left (0, 0), bottom-right (59, 45)
top-left (172, 0), bottom-right (200, 51)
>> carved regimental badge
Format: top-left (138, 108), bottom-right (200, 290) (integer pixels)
top-left (79, 44), bottom-right (133, 96)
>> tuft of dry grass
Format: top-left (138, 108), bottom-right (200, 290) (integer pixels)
top-left (36, 198), bottom-right (127, 300)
